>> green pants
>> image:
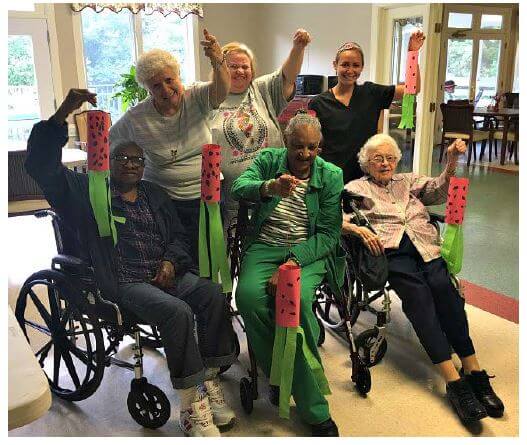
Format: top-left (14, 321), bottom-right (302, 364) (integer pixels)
top-left (235, 242), bottom-right (330, 424)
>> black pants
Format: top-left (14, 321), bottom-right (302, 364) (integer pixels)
top-left (171, 198), bottom-right (201, 266)
top-left (386, 233), bottom-right (475, 364)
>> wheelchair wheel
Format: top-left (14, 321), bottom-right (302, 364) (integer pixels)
top-left (316, 315), bottom-right (326, 346)
top-left (127, 377), bottom-right (171, 429)
top-left (239, 377), bottom-right (254, 414)
top-left (355, 328), bottom-right (388, 367)
top-left (354, 362), bottom-right (372, 395)
top-left (15, 270), bottom-right (106, 401)
top-left (218, 331), bottom-right (241, 375)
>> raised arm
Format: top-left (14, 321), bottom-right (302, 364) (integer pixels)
top-left (201, 29), bottom-right (230, 108)
top-left (281, 29), bottom-right (311, 100)
top-left (393, 30), bottom-right (425, 100)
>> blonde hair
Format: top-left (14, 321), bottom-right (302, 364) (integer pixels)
top-left (357, 134), bottom-right (401, 172)
top-left (136, 49), bottom-right (180, 88)
top-left (222, 42), bottom-right (257, 77)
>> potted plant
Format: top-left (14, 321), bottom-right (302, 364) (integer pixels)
top-left (112, 65), bottom-right (148, 112)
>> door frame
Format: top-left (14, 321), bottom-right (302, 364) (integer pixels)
top-left (434, 4), bottom-right (514, 144)
top-left (371, 3), bottom-right (443, 175)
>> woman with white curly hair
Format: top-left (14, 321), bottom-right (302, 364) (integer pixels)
top-left (109, 29), bottom-right (230, 264)
top-left (342, 133), bottom-right (504, 424)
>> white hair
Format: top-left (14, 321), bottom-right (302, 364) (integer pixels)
top-left (357, 133), bottom-right (402, 173)
top-left (136, 49), bottom-right (180, 88)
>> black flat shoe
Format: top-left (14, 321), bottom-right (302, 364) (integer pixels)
top-left (311, 418), bottom-right (339, 437)
top-left (446, 377), bottom-right (488, 423)
top-left (463, 369), bottom-right (505, 418)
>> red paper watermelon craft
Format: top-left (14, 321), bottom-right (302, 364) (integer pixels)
top-left (201, 144), bottom-right (221, 203)
top-left (445, 177), bottom-right (469, 225)
top-left (276, 264), bottom-right (301, 328)
top-left (87, 111), bottom-right (111, 171)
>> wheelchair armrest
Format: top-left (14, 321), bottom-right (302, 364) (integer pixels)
top-left (428, 212), bottom-right (445, 224)
top-left (341, 190), bottom-right (364, 214)
top-left (52, 254), bottom-right (93, 275)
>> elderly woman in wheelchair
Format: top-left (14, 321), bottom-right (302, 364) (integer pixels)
top-left (342, 133), bottom-right (504, 423)
top-left (21, 89), bottom-right (237, 436)
top-left (231, 112), bottom-right (343, 436)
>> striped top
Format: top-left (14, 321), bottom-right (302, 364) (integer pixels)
top-left (344, 170), bottom-right (453, 262)
top-left (258, 179), bottom-right (309, 246)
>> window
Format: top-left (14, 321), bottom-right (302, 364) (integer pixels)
top-left (480, 14), bottom-right (503, 30)
top-left (80, 10), bottom-right (195, 120)
top-left (448, 13), bottom-right (472, 29)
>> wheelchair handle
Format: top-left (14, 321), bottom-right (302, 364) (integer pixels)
top-left (35, 209), bottom-right (57, 219)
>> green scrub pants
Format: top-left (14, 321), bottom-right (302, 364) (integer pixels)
top-left (235, 242), bottom-right (331, 424)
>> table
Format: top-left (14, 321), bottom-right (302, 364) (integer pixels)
top-left (8, 305), bottom-right (52, 430)
top-left (473, 108), bottom-right (519, 165)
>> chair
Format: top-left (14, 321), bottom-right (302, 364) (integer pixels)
top-left (504, 92), bottom-right (519, 109)
top-left (439, 102), bottom-right (490, 166)
top-left (490, 117), bottom-right (519, 164)
top-left (15, 209), bottom-right (171, 429)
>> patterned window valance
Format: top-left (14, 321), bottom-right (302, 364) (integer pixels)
top-left (70, 3), bottom-right (203, 18)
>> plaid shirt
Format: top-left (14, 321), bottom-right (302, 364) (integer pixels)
top-left (113, 184), bottom-right (165, 283)
top-left (344, 169), bottom-right (452, 262)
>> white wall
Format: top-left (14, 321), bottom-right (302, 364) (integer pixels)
top-left (256, 3), bottom-right (373, 84)
top-left (196, 3), bottom-right (373, 87)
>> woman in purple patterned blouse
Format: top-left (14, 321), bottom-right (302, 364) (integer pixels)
top-left (342, 134), bottom-right (504, 424)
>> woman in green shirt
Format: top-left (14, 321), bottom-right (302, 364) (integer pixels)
top-left (231, 112), bottom-right (344, 436)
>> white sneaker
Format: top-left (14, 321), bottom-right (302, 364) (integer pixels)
top-left (179, 396), bottom-right (220, 437)
top-left (205, 378), bottom-right (237, 428)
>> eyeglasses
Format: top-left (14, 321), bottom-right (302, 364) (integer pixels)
top-left (227, 64), bottom-right (251, 71)
top-left (369, 155), bottom-right (397, 164)
top-left (112, 155), bottom-right (145, 166)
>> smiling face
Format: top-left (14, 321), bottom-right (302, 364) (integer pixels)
top-left (333, 49), bottom-right (364, 88)
top-left (286, 124), bottom-right (321, 179)
top-left (226, 51), bottom-right (253, 93)
top-left (366, 143), bottom-right (399, 185)
top-left (110, 143), bottom-right (145, 188)
top-left (144, 66), bottom-right (184, 113)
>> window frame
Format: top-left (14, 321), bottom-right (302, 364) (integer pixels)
top-left (72, 10), bottom-right (197, 93)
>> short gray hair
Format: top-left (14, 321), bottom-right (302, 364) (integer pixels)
top-left (136, 49), bottom-right (180, 88)
top-left (357, 133), bottom-right (401, 172)
top-left (284, 112), bottom-right (322, 141)
top-left (110, 140), bottom-right (143, 156)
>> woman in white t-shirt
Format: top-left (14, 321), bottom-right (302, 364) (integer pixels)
top-left (110, 29), bottom-right (230, 264)
top-left (209, 29), bottom-right (311, 227)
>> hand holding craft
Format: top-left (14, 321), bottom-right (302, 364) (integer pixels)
top-left (408, 30), bottom-right (426, 51)
top-left (201, 28), bottom-right (223, 65)
top-left (293, 28), bottom-right (311, 48)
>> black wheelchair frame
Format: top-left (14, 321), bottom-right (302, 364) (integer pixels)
top-left (15, 210), bottom-right (171, 429)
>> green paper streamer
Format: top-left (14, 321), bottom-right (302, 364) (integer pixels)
top-left (269, 326), bottom-right (331, 419)
top-left (198, 201), bottom-right (210, 277)
top-left (398, 93), bottom-right (416, 129)
top-left (88, 171), bottom-right (112, 239)
top-left (441, 223), bottom-right (464, 275)
top-left (198, 201), bottom-right (232, 293)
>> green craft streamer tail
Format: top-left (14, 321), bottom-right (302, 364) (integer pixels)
top-left (89, 171), bottom-right (113, 240)
top-left (398, 93), bottom-right (416, 129)
top-left (198, 201), bottom-right (210, 278)
top-left (441, 223), bottom-right (464, 275)
top-left (207, 202), bottom-right (233, 293)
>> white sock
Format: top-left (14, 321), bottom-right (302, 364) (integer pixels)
top-left (178, 386), bottom-right (198, 412)
top-left (205, 367), bottom-right (220, 381)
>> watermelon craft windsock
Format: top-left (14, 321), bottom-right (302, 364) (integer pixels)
top-left (269, 264), bottom-right (331, 419)
top-left (398, 50), bottom-right (419, 130)
top-left (87, 110), bottom-right (118, 245)
top-left (440, 177), bottom-right (469, 275)
top-left (198, 144), bottom-right (232, 293)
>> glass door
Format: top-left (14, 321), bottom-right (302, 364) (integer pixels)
top-left (388, 15), bottom-right (423, 172)
top-left (8, 18), bottom-right (55, 150)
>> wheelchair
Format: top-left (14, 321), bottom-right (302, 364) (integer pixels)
top-left (225, 200), bottom-right (372, 416)
top-left (15, 209), bottom-right (171, 429)
top-left (315, 190), bottom-right (464, 370)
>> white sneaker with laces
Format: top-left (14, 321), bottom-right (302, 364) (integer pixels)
top-left (205, 378), bottom-right (236, 428)
top-left (179, 396), bottom-right (220, 437)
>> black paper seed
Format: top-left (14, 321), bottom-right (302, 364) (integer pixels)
top-left (98, 162), bottom-right (102, 167)
top-left (94, 141), bottom-right (97, 146)
top-left (453, 186), bottom-right (459, 190)
top-left (289, 312), bottom-right (296, 316)
top-left (289, 300), bottom-right (295, 306)
top-left (104, 137), bottom-right (107, 143)
top-left (281, 309), bottom-right (285, 314)
top-left (216, 163), bottom-right (219, 167)
top-left (209, 162), bottom-right (212, 168)
top-left (296, 277), bottom-right (300, 281)
top-left (216, 187), bottom-right (219, 191)
top-left (286, 283), bottom-right (293, 287)
top-left (207, 173), bottom-right (210, 178)
top-left (206, 195), bottom-right (212, 200)
top-left (206, 180), bottom-right (210, 186)
top-left (281, 294), bottom-right (286, 299)
top-left (209, 151), bottom-right (213, 156)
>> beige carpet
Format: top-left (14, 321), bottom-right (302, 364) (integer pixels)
top-left (8, 215), bottom-right (519, 437)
